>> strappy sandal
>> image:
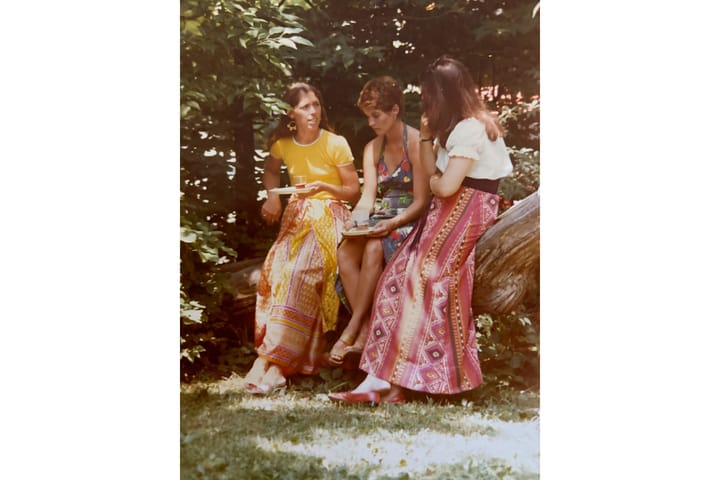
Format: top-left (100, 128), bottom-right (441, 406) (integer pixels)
top-left (327, 336), bottom-right (363, 366)
top-left (244, 380), bottom-right (287, 396)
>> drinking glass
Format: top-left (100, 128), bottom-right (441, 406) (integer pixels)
top-left (292, 175), bottom-right (307, 188)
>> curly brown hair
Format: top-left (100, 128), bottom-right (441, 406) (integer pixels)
top-left (356, 76), bottom-right (405, 118)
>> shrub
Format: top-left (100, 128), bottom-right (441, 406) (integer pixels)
top-left (180, 210), bottom-right (238, 378)
top-left (498, 100), bottom-right (540, 213)
top-left (475, 309), bottom-right (540, 395)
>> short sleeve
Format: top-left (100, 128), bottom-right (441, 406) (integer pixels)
top-left (446, 118), bottom-right (486, 162)
top-left (328, 133), bottom-right (354, 167)
top-left (269, 140), bottom-right (283, 160)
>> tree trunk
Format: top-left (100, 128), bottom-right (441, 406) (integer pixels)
top-left (472, 191), bottom-right (539, 314)
top-left (223, 190), bottom-right (540, 318)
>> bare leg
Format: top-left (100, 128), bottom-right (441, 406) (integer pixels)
top-left (330, 239), bottom-right (384, 363)
top-left (343, 238), bottom-right (384, 344)
top-left (337, 238), bottom-right (367, 312)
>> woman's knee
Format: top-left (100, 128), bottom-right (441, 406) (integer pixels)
top-left (338, 242), bottom-right (359, 274)
top-left (363, 239), bottom-right (385, 267)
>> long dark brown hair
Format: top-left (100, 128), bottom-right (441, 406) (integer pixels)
top-left (267, 82), bottom-right (333, 149)
top-left (420, 55), bottom-right (504, 148)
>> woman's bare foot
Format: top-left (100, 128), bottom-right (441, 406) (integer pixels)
top-left (259, 363), bottom-right (287, 389)
top-left (328, 318), bottom-right (370, 365)
top-left (328, 376), bottom-right (405, 405)
top-left (328, 335), bottom-right (359, 365)
top-left (352, 374), bottom-right (391, 394)
top-left (243, 357), bottom-right (269, 388)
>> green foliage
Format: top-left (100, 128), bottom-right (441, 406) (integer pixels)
top-left (181, 0), bottom-right (310, 246)
top-left (180, 0), bottom-right (314, 369)
top-left (498, 100), bottom-right (540, 210)
top-left (179, 0), bottom-right (541, 377)
top-left (285, 0), bottom-right (540, 161)
top-left (499, 99), bottom-right (540, 149)
top-left (475, 311), bottom-right (539, 394)
top-left (180, 210), bottom-right (238, 370)
top-left (500, 146), bottom-right (539, 207)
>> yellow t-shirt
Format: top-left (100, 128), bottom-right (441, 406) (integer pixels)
top-left (269, 129), bottom-right (354, 200)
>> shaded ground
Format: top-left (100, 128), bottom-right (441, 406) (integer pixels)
top-left (181, 374), bottom-right (539, 479)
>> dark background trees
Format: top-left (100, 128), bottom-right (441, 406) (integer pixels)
top-left (180, 0), bottom-right (540, 386)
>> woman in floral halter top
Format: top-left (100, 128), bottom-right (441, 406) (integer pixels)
top-left (327, 76), bottom-right (431, 367)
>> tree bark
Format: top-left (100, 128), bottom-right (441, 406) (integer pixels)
top-left (472, 191), bottom-right (539, 314)
top-left (223, 190), bottom-right (540, 318)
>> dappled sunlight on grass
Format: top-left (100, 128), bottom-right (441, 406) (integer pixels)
top-left (181, 378), bottom-right (539, 479)
top-left (256, 421), bottom-right (539, 479)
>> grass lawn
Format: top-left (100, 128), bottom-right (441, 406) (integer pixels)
top-left (181, 370), bottom-right (539, 479)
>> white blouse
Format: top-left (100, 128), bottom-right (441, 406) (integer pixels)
top-left (435, 117), bottom-right (513, 180)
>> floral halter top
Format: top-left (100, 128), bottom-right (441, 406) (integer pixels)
top-left (370, 123), bottom-right (416, 262)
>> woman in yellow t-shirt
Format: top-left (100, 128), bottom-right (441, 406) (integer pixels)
top-left (243, 82), bottom-right (361, 394)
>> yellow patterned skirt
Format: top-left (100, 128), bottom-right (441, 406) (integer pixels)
top-left (254, 197), bottom-right (350, 375)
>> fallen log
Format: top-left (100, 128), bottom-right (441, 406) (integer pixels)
top-left (220, 258), bottom-right (264, 320)
top-left (472, 190), bottom-right (539, 314)
top-left (223, 190), bottom-right (540, 318)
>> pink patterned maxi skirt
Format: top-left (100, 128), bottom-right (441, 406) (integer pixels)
top-left (359, 186), bottom-right (499, 394)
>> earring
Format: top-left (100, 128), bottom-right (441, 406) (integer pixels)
top-left (287, 120), bottom-right (297, 132)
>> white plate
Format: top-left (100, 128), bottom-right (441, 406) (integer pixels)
top-left (269, 186), bottom-right (312, 195)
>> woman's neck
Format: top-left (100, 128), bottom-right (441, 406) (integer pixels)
top-left (384, 120), bottom-right (404, 144)
top-left (294, 128), bottom-right (321, 145)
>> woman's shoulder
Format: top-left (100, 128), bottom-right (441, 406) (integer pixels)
top-left (405, 124), bottom-right (420, 145)
top-left (323, 129), bottom-right (351, 148)
top-left (323, 129), bottom-right (348, 142)
top-left (361, 136), bottom-right (383, 167)
top-left (269, 136), bottom-right (290, 157)
top-left (271, 135), bottom-right (292, 148)
top-left (453, 117), bottom-right (485, 134)
top-left (404, 124), bottom-right (420, 158)
top-left (405, 123), bottom-right (420, 136)
top-left (363, 134), bottom-right (384, 151)
top-left (447, 117), bottom-right (486, 146)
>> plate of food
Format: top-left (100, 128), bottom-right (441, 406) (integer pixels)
top-left (269, 186), bottom-right (312, 195)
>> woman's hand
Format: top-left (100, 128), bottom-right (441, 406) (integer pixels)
top-left (420, 114), bottom-right (432, 140)
top-left (342, 218), bottom-right (355, 231)
top-left (295, 180), bottom-right (325, 198)
top-left (368, 218), bottom-right (395, 237)
top-left (261, 195), bottom-right (282, 225)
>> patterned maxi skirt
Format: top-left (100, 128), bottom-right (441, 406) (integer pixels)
top-left (359, 186), bottom-right (499, 394)
top-left (255, 197), bottom-right (350, 376)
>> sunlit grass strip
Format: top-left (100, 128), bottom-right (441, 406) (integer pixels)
top-left (181, 381), bottom-right (539, 479)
